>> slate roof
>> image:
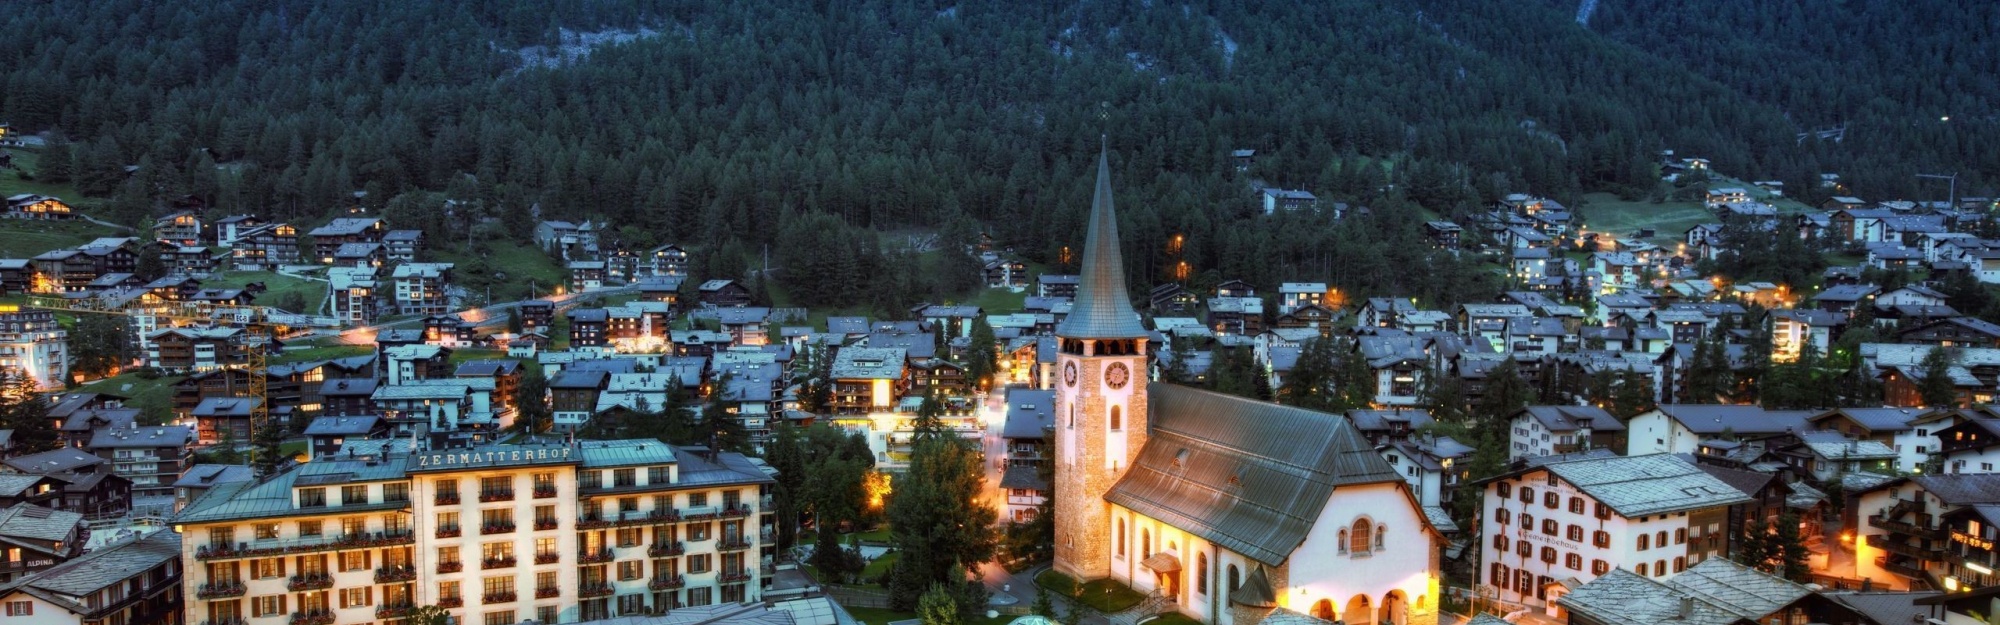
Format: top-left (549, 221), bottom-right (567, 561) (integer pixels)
top-left (0, 503), bottom-right (82, 545)
top-left (304, 416), bottom-right (381, 436)
top-left (1517, 405), bottom-right (1624, 433)
top-left (999, 465), bottom-right (1048, 490)
top-left (1529, 453), bottom-right (1753, 517)
top-left (1562, 558), bottom-right (1826, 625)
top-left (1822, 592), bottom-right (1942, 625)
top-left (1688, 462), bottom-right (1776, 498)
top-left (1653, 405), bottom-right (1815, 435)
top-left (1055, 145), bottom-right (1147, 339)
top-left (2, 530), bottom-right (180, 608)
top-left (172, 464), bottom-right (256, 488)
top-left (1792, 430), bottom-right (1898, 461)
top-left (1, 448), bottom-right (106, 474)
top-left (1002, 389), bottom-right (1056, 439)
top-left (1104, 384), bottom-right (1414, 566)
top-left (87, 425), bottom-right (191, 449)
top-left (830, 347), bottom-right (906, 380)
top-left (1346, 409), bottom-right (1436, 432)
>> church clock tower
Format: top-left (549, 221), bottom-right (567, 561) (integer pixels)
top-left (1052, 142), bottom-right (1149, 582)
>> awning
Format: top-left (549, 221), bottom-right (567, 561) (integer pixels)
top-left (1140, 551), bottom-right (1182, 574)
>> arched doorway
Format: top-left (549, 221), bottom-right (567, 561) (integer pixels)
top-left (1344, 595), bottom-right (1374, 625)
top-left (1310, 599), bottom-right (1336, 621)
top-left (1380, 590), bottom-right (1407, 625)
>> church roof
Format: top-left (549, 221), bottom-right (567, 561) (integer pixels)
top-left (1055, 144), bottom-right (1146, 339)
top-left (1105, 384), bottom-right (1408, 567)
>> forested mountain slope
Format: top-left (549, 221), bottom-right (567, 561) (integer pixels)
top-left (0, 0), bottom-right (1980, 308)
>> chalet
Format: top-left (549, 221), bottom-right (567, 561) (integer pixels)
top-left (1805, 407), bottom-right (1942, 473)
top-left (1379, 433), bottom-right (1474, 509)
top-left (302, 415), bottom-right (385, 459)
top-left (697, 279), bottom-right (753, 307)
top-left (5, 194), bottom-right (76, 220)
top-left (1852, 474), bottom-right (2000, 590)
top-left (532, 219), bottom-right (599, 252)
top-left (307, 216), bottom-right (386, 263)
top-left (327, 266), bottom-right (379, 325)
top-left (152, 211), bottom-right (202, 246)
top-left (189, 396), bottom-right (260, 445)
top-left (230, 222), bottom-right (299, 269)
top-left (165, 245), bottom-right (215, 277)
top-left (1768, 308), bottom-right (1844, 362)
top-left (1424, 221), bottom-right (1462, 248)
top-left (331, 241), bottom-right (385, 268)
top-left (1812, 284), bottom-right (1881, 315)
top-left (1260, 188), bottom-right (1319, 214)
top-left (211, 214), bottom-right (264, 246)
top-left (567, 260), bottom-right (606, 291)
top-left (189, 287), bottom-right (254, 306)
top-left (1148, 283), bottom-right (1198, 315)
top-left (549, 369), bottom-right (610, 432)
top-left (319, 377), bottom-right (379, 416)
top-left (0, 502), bottom-right (86, 579)
top-left (1822, 195), bottom-right (1869, 211)
top-left (0, 258), bottom-right (30, 294)
top-left (716, 306), bottom-right (772, 346)
top-left (648, 243), bottom-right (689, 277)
top-left (1361, 297), bottom-right (1417, 329)
top-left (566, 307), bottom-right (608, 347)
top-left (1230, 148), bottom-right (1255, 171)
top-left (1898, 317), bottom-right (2000, 349)
top-left (829, 347), bottom-right (909, 415)
top-left (984, 255), bottom-right (1027, 288)
top-left (910, 358), bottom-right (970, 397)
top-left (381, 228), bottom-right (425, 261)
top-left (391, 261), bottom-right (453, 315)
top-left (455, 359), bottom-right (522, 413)
top-left (1934, 417), bottom-right (2000, 475)
top-left (1037, 274), bottom-right (1079, 298)
top-left (381, 343), bottom-right (452, 385)
top-left (84, 423), bottom-right (192, 498)
top-left (145, 327), bottom-right (244, 372)
top-left (1513, 247), bottom-right (1552, 280)
top-left (519, 300), bottom-right (555, 333)
top-left (1356, 335), bottom-right (1429, 406)
top-left (1625, 405), bottom-right (1816, 455)
top-left (1274, 302), bottom-right (1338, 336)
top-left (1215, 278), bottom-right (1255, 298)
top-left (1207, 296), bottom-right (1263, 336)
top-left (634, 276), bottom-right (686, 308)
top-left (421, 314), bottom-right (480, 347)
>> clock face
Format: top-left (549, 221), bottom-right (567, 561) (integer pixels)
top-left (1106, 362), bottom-right (1130, 390)
top-left (1063, 361), bottom-right (1079, 387)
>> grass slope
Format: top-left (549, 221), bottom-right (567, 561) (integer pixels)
top-left (79, 372), bottom-right (184, 424)
top-left (0, 219), bottom-right (117, 259)
top-left (435, 240), bottom-right (565, 304)
top-left (209, 270), bottom-right (328, 314)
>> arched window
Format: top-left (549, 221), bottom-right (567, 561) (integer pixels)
top-left (1656, 531), bottom-right (1668, 548)
top-left (1339, 529), bottom-right (1350, 554)
top-left (1673, 556), bottom-right (1686, 573)
top-left (1654, 560), bottom-right (1666, 576)
top-left (1196, 553), bottom-right (1209, 594)
top-left (1142, 529), bottom-right (1152, 558)
top-left (1376, 525), bottom-right (1385, 551)
top-left (1110, 406), bottom-right (1122, 431)
top-left (1350, 518), bottom-right (1373, 555)
top-left (1227, 565), bottom-right (1240, 592)
top-left (1116, 520), bottom-right (1127, 557)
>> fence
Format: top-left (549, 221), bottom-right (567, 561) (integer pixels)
top-left (825, 586), bottom-right (893, 609)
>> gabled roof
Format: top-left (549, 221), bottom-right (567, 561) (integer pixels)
top-left (1516, 405), bottom-right (1624, 433)
top-left (1513, 453), bottom-right (1753, 517)
top-left (1559, 559), bottom-right (1825, 625)
top-left (1650, 405), bottom-right (1815, 436)
top-left (1002, 390), bottom-right (1056, 439)
top-left (1806, 407), bottom-right (1926, 433)
top-left (1, 448), bottom-right (106, 474)
top-left (1, 530), bottom-right (180, 611)
top-left (87, 425), bottom-right (191, 449)
top-left (0, 503), bottom-right (83, 546)
top-left (1105, 385), bottom-right (1414, 567)
top-left (171, 464), bottom-right (256, 488)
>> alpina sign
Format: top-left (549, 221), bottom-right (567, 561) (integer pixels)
top-left (409, 446), bottom-right (577, 471)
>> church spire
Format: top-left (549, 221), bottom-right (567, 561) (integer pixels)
top-left (1056, 139), bottom-right (1147, 339)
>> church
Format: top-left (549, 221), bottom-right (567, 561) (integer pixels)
top-left (1051, 145), bottom-right (1444, 625)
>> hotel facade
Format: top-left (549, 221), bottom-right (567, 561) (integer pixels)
top-left (174, 440), bottom-right (775, 625)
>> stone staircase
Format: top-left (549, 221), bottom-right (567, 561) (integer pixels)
top-left (1105, 589), bottom-right (1175, 625)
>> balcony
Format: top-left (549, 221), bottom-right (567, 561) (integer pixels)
top-left (202, 619), bottom-right (248, 625)
top-left (1877, 556), bottom-right (1930, 579)
top-left (287, 573), bottom-right (334, 591)
top-left (649, 541), bottom-right (685, 557)
top-left (577, 509), bottom-right (680, 530)
top-left (436, 525), bottom-right (462, 538)
top-left (719, 537), bottom-right (753, 552)
top-left (534, 519), bottom-right (559, 531)
top-left (437, 561), bottom-right (463, 574)
top-left (195, 581), bottom-right (247, 599)
top-left (536, 587), bottom-right (560, 599)
top-left (1868, 514), bottom-right (1941, 539)
top-left (482, 522), bottom-right (516, 535)
top-left (534, 486), bottom-right (558, 499)
top-left (579, 548), bottom-right (614, 564)
top-left (437, 598), bottom-right (464, 608)
top-left (290, 611), bottom-right (334, 625)
top-left (1866, 535), bottom-right (1942, 559)
top-left (535, 552), bottom-right (560, 564)
top-left (720, 505), bottom-right (752, 519)
top-left (435, 492), bottom-right (460, 505)
top-left (375, 566), bottom-right (417, 583)
top-left (482, 591), bottom-right (516, 603)
top-left (720, 569), bottom-right (752, 583)
top-left (195, 531), bottom-right (416, 560)
top-left (479, 489), bottom-right (515, 503)
top-left (483, 556), bottom-right (517, 569)
top-left (376, 604), bottom-right (414, 619)
top-left (650, 574), bottom-right (686, 590)
top-left (579, 583), bottom-right (615, 598)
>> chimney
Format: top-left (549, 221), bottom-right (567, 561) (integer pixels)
top-left (1679, 597), bottom-right (1695, 620)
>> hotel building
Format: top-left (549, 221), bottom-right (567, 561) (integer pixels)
top-left (174, 440), bottom-right (775, 625)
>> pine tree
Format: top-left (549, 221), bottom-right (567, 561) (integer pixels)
top-left (1773, 511), bottom-right (1810, 581)
top-left (885, 432), bottom-right (997, 611)
top-left (1474, 359), bottom-right (1536, 425)
top-left (964, 317), bottom-right (998, 391)
top-left (1611, 368), bottom-right (1655, 419)
top-left (37, 142), bottom-right (73, 183)
top-left (1735, 517), bottom-right (1771, 571)
top-left (1031, 585), bottom-right (1057, 618)
top-left (250, 415), bottom-right (287, 475)
top-left (70, 314), bottom-right (132, 381)
top-left (513, 367), bottom-right (550, 434)
top-left (0, 370), bottom-right (57, 453)
top-left (1917, 346), bottom-right (1959, 408)
top-left (1278, 336), bottom-right (1336, 409)
top-left (918, 584), bottom-right (962, 625)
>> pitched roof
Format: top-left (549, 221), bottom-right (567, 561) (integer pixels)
top-left (1002, 389), bottom-right (1056, 439)
top-left (1517, 405), bottom-right (1625, 433)
top-left (172, 464), bottom-right (256, 488)
top-left (1560, 559), bottom-right (1822, 625)
top-left (1529, 453), bottom-right (1753, 517)
top-left (1652, 405), bottom-right (1815, 435)
top-left (0, 503), bottom-right (82, 545)
top-left (2, 530), bottom-right (180, 608)
top-left (1, 448), bottom-right (106, 474)
top-left (1055, 144), bottom-right (1147, 339)
top-left (1105, 384), bottom-right (1411, 566)
top-left (87, 425), bottom-right (191, 449)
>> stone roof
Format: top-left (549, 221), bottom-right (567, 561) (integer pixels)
top-left (1105, 385), bottom-right (1416, 566)
top-left (1558, 559), bottom-right (1816, 625)
top-left (1002, 389), bottom-right (1056, 439)
top-left (86, 425), bottom-right (191, 449)
top-left (2, 530), bottom-right (179, 607)
top-left (1792, 430), bottom-right (1898, 461)
top-left (1529, 453), bottom-right (1753, 517)
top-left (1517, 405), bottom-right (1624, 433)
top-left (1, 448), bottom-right (106, 474)
top-left (0, 503), bottom-right (82, 545)
top-left (1652, 405), bottom-right (1815, 436)
top-left (830, 347), bottom-right (907, 380)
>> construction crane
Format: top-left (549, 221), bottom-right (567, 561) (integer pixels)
top-left (25, 292), bottom-right (308, 472)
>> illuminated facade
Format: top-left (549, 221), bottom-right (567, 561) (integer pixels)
top-left (0, 307), bottom-right (68, 389)
top-left (175, 441), bottom-right (775, 625)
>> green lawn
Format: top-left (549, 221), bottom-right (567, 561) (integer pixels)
top-left (279, 440), bottom-right (308, 458)
top-left (79, 372), bottom-right (185, 425)
top-left (0, 148), bottom-right (89, 205)
top-left (860, 551), bottom-right (899, 579)
top-left (1035, 569), bottom-right (1143, 613)
top-left (272, 344), bottom-right (373, 364)
top-left (435, 240), bottom-right (565, 304)
top-left (848, 527), bottom-right (893, 544)
top-left (209, 270), bottom-right (328, 314)
top-left (973, 287), bottom-right (1028, 313)
top-left (0, 219), bottom-right (118, 259)
top-left (1576, 193), bottom-right (1714, 246)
